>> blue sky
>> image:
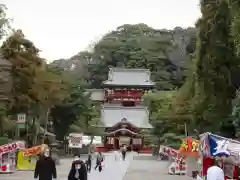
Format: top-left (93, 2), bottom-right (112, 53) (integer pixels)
top-left (3, 0), bottom-right (201, 61)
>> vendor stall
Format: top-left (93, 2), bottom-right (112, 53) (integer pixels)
top-left (179, 137), bottom-right (200, 177)
top-left (200, 133), bottom-right (240, 180)
top-left (161, 146), bottom-right (186, 175)
top-left (0, 141), bottom-right (25, 173)
top-left (17, 144), bottom-right (48, 171)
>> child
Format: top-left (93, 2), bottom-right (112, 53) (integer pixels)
top-left (68, 160), bottom-right (87, 180)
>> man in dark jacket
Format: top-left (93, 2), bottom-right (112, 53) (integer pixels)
top-left (34, 148), bottom-right (57, 180)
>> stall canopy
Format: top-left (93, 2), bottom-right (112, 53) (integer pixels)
top-left (179, 137), bottom-right (199, 157)
top-left (200, 133), bottom-right (240, 179)
top-left (23, 144), bottom-right (48, 156)
top-left (200, 132), bottom-right (240, 161)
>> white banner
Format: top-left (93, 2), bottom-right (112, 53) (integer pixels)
top-left (68, 133), bottom-right (83, 148)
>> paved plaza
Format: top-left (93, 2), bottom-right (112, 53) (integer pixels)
top-left (1, 153), bottom-right (193, 180)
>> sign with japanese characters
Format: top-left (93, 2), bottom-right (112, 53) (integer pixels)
top-left (17, 113), bottom-right (26, 124)
top-left (179, 137), bottom-right (199, 157)
top-left (0, 141), bottom-right (25, 155)
top-left (68, 133), bottom-right (83, 148)
top-left (23, 145), bottom-right (44, 157)
top-left (0, 141), bottom-right (25, 173)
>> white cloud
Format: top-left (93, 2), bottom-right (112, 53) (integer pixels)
top-left (2, 0), bottom-right (201, 60)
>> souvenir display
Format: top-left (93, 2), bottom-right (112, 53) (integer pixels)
top-left (17, 144), bottom-right (47, 171)
top-left (200, 133), bottom-right (240, 180)
top-left (0, 141), bottom-right (25, 173)
top-left (179, 137), bottom-right (200, 177)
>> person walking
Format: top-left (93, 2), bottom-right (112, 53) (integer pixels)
top-left (71, 155), bottom-right (86, 172)
top-left (68, 160), bottom-right (88, 180)
top-left (94, 152), bottom-right (104, 172)
top-left (86, 153), bottom-right (92, 173)
top-left (121, 145), bottom-right (127, 161)
top-left (34, 148), bottom-right (57, 180)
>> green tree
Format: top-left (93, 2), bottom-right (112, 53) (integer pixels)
top-left (144, 91), bottom-right (184, 148)
top-left (1, 30), bottom-right (43, 114)
top-left (50, 77), bottom-right (91, 140)
top-left (230, 0), bottom-right (240, 56)
top-left (0, 4), bottom-right (11, 40)
top-left (177, 0), bottom-right (236, 135)
top-left (0, 103), bottom-right (6, 136)
top-left (87, 24), bottom-right (192, 90)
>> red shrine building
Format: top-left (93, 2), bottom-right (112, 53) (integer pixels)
top-left (89, 68), bottom-right (155, 151)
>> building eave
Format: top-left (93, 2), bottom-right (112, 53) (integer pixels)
top-left (109, 67), bottom-right (151, 73)
top-left (102, 80), bottom-right (155, 87)
top-left (105, 128), bottom-right (138, 135)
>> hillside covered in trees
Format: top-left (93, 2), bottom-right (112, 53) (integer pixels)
top-left (51, 25), bottom-right (196, 90)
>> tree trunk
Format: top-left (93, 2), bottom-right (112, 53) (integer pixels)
top-left (88, 135), bottom-right (94, 153)
top-left (0, 116), bottom-right (3, 136)
top-left (32, 117), bottom-right (38, 145)
top-left (43, 107), bottom-right (50, 143)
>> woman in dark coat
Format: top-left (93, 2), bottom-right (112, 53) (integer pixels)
top-left (34, 148), bottom-right (57, 180)
top-left (68, 160), bottom-right (88, 180)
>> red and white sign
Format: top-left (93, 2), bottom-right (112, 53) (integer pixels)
top-left (0, 141), bottom-right (25, 173)
top-left (0, 141), bottom-right (25, 155)
top-left (163, 147), bottom-right (181, 159)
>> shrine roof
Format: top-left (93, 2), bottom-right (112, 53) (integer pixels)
top-left (103, 68), bottom-right (155, 87)
top-left (100, 104), bottom-right (152, 129)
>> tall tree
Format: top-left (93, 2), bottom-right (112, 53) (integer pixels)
top-left (50, 76), bottom-right (91, 140)
top-left (0, 4), bottom-right (11, 40)
top-left (230, 0), bottom-right (240, 56)
top-left (1, 30), bottom-right (43, 114)
top-left (0, 103), bottom-right (6, 136)
top-left (144, 91), bottom-right (184, 148)
top-left (193, 0), bottom-right (235, 133)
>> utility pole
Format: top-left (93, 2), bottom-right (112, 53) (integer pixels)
top-left (184, 123), bottom-right (188, 137)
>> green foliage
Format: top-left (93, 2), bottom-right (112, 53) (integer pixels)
top-left (0, 137), bottom-right (9, 145)
top-left (173, 0), bottom-right (238, 137)
top-left (144, 91), bottom-right (184, 146)
top-left (87, 24), bottom-right (193, 90)
top-left (194, 0), bottom-right (235, 132)
top-left (1, 30), bottom-right (43, 113)
top-left (0, 4), bottom-right (12, 40)
top-left (50, 74), bottom-right (96, 140)
top-left (230, 0), bottom-right (240, 56)
top-left (0, 103), bottom-right (6, 136)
